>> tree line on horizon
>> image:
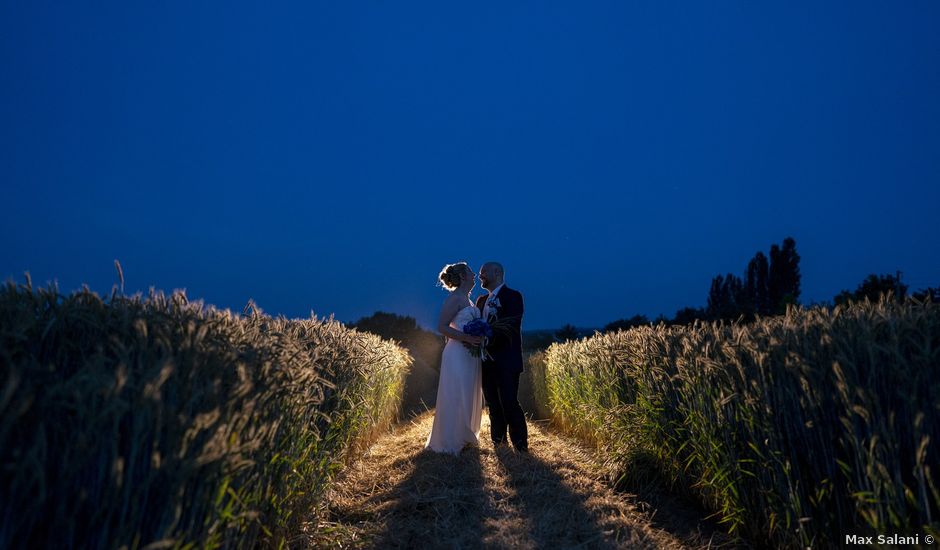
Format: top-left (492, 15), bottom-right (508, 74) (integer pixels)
top-left (350, 238), bottom-right (939, 355)
top-left (601, 237), bottom-right (939, 337)
top-left (604, 236), bottom-right (801, 332)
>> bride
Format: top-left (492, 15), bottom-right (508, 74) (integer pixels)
top-left (425, 262), bottom-right (484, 455)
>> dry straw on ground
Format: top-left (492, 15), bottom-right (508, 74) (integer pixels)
top-left (307, 411), bottom-right (743, 549)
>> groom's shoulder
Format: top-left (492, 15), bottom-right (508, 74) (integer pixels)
top-left (504, 286), bottom-right (523, 300)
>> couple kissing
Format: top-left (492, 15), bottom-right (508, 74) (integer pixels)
top-left (425, 261), bottom-right (528, 456)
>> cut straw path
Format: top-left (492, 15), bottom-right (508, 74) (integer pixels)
top-left (303, 411), bottom-right (744, 549)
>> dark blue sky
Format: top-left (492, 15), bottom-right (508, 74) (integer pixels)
top-left (2, 2), bottom-right (938, 330)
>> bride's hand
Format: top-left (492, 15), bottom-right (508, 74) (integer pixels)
top-left (464, 335), bottom-right (483, 345)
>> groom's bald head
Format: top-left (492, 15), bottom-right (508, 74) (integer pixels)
top-left (479, 262), bottom-right (504, 291)
top-left (483, 262), bottom-right (504, 276)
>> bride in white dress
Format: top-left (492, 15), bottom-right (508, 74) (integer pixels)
top-left (425, 262), bottom-right (484, 455)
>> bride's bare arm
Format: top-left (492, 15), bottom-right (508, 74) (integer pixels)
top-left (437, 296), bottom-right (483, 344)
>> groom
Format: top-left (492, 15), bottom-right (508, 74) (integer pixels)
top-left (476, 262), bottom-right (528, 453)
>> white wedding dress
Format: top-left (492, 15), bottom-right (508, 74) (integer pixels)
top-left (425, 305), bottom-right (483, 455)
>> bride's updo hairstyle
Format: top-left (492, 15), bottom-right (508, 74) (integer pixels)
top-left (438, 262), bottom-right (469, 291)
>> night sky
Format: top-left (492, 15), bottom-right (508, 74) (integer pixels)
top-left (2, 2), bottom-right (938, 330)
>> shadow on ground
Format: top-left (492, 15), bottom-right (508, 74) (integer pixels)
top-left (582, 444), bottom-right (750, 549)
top-left (312, 412), bottom-right (749, 549)
top-left (371, 447), bottom-right (487, 548)
top-left (495, 448), bottom-right (635, 549)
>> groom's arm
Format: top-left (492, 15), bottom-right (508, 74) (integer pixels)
top-left (488, 290), bottom-right (523, 352)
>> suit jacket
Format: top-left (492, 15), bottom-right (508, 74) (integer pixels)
top-left (475, 286), bottom-right (525, 373)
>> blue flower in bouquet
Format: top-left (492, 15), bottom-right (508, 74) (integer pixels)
top-left (461, 318), bottom-right (493, 359)
top-left (462, 318), bottom-right (493, 338)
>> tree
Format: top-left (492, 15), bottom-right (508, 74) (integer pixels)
top-left (352, 311), bottom-right (420, 342)
top-left (834, 271), bottom-right (909, 306)
top-left (768, 237), bottom-right (801, 314)
top-left (707, 273), bottom-right (744, 320)
top-left (351, 311), bottom-right (443, 369)
top-left (702, 237), bottom-right (801, 322)
top-left (672, 306), bottom-right (707, 325)
top-left (554, 324), bottom-right (579, 342)
top-left (522, 330), bottom-right (556, 352)
top-left (603, 314), bottom-right (650, 333)
top-left (745, 251), bottom-right (770, 316)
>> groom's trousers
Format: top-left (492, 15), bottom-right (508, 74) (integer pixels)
top-left (482, 367), bottom-right (528, 450)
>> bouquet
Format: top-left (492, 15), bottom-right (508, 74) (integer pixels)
top-left (462, 318), bottom-right (493, 359)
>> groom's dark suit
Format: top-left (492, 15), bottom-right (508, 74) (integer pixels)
top-left (476, 286), bottom-right (528, 451)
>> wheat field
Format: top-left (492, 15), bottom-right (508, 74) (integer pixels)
top-left (526, 297), bottom-right (939, 548)
top-left (0, 280), bottom-right (411, 549)
top-left (4, 278), bottom-right (937, 549)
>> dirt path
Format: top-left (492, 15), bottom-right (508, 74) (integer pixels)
top-left (304, 411), bottom-right (744, 549)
